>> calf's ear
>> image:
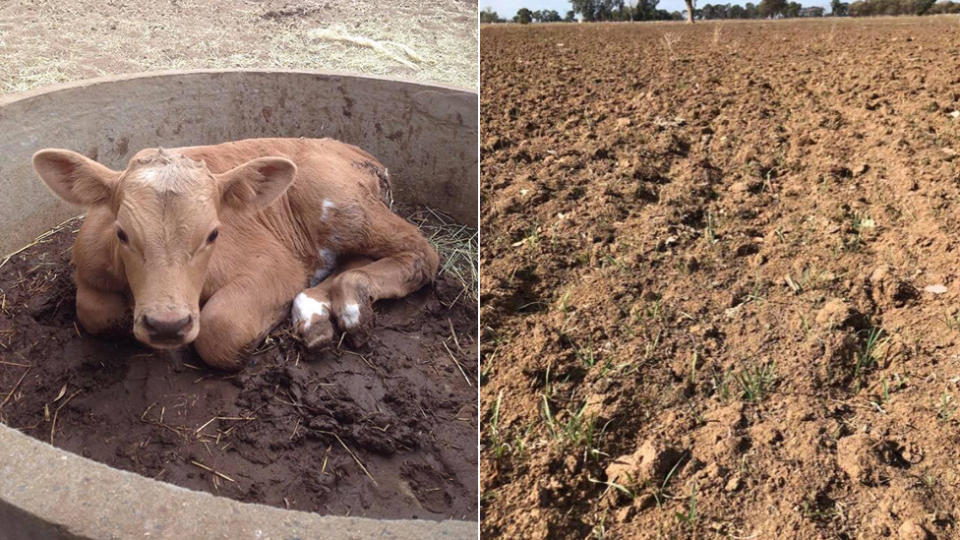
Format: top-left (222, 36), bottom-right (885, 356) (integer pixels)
top-left (215, 157), bottom-right (296, 211)
top-left (32, 149), bottom-right (120, 206)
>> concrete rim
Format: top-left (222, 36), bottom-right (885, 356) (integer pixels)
top-left (0, 427), bottom-right (476, 539)
top-left (0, 67), bottom-right (478, 106)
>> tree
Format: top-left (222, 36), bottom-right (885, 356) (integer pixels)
top-left (565, 9), bottom-right (578, 20)
top-left (702, 3), bottom-right (731, 18)
top-left (847, 0), bottom-right (942, 15)
top-left (480, 7), bottom-right (501, 23)
top-left (595, 0), bottom-right (617, 20)
top-left (830, 0), bottom-right (849, 14)
top-left (685, 0), bottom-right (696, 22)
top-left (514, 7), bottom-right (533, 23)
top-left (571, 0), bottom-right (598, 20)
top-left (917, 0), bottom-right (936, 14)
top-left (759, 0), bottom-right (787, 16)
top-left (783, 1), bottom-right (802, 16)
top-left (633, 0), bottom-right (661, 19)
top-left (541, 9), bottom-right (563, 21)
top-left (570, 0), bottom-right (625, 21)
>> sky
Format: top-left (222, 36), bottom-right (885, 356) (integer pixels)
top-left (482, 0), bottom-right (831, 17)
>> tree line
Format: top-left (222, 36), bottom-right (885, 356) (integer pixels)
top-left (848, 0), bottom-right (960, 15)
top-left (480, 1), bottom-right (682, 22)
top-left (480, 0), bottom-right (960, 22)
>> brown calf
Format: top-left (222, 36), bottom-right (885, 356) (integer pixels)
top-left (32, 137), bottom-right (439, 370)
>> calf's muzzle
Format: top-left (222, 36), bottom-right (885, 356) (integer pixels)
top-left (140, 311), bottom-right (194, 343)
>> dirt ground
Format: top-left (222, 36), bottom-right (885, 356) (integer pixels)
top-left (0, 0), bottom-right (477, 92)
top-left (0, 209), bottom-right (477, 521)
top-left (481, 17), bottom-right (960, 538)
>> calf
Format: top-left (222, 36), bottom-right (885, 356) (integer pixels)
top-left (32, 137), bottom-right (439, 371)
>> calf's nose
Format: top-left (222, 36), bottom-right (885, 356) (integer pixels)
top-left (143, 313), bottom-right (193, 340)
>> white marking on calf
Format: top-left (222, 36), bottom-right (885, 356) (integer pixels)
top-left (341, 303), bottom-right (361, 328)
top-left (321, 199), bottom-right (336, 221)
top-left (292, 292), bottom-right (330, 330)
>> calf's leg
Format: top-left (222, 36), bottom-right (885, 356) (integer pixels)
top-left (330, 251), bottom-right (437, 345)
top-left (293, 213), bottom-right (439, 348)
top-left (195, 272), bottom-right (303, 371)
top-left (76, 283), bottom-right (129, 337)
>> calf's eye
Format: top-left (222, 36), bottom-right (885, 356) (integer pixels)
top-left (207, 229), bottom-right (219, 244)
top-left (117, 228), bottom-right (128, 244)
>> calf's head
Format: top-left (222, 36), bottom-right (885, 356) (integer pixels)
top-left (33, 148), bottom-right (296, 349)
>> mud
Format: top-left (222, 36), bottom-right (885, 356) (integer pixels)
top-left (0, 212), bottom-right (477, 521)
top-left (481, 18), bottom-right (960, 538)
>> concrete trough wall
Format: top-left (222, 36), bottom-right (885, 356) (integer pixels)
top-left (0, 70), bottom-right (477, 538)
top-left (0, 69), bottom-right (478, 255)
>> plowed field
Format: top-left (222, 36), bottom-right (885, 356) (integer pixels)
top-left (481, 17), bottom-right (960, 538)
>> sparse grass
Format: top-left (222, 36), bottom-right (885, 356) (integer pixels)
top-left (675, 482), bottom-right (698, 530)
top-left (601, 254), bottom-right (627, 271)
top-left (652, 452), bottom-right (689, 507)
top-left (589, 476), bottom-right (638, 501)
top-left (938, 391), bottom-right (957, 423)
top-left (415, 207), bottom-right (478, 305)
top-left (542, 398), bottom-right (601, 459)
top-left (854, 327), bottom-right (885, 380)
top-left (516, 224), bottom-right (541, 249)
top-left (705, 211), bottom-right (720, 245)
top-left (735, 361), bottom-right (778, 402)
top-left (485, 388), bottom-right (534, 459)
top-left (712, 369), bottom-right (733, 401)
top-left (577, 341), bottom-right (598, 368)
top-left (540, 368), bottom-right (604, 459)
top-left (842, 211), bottom-right (875, 252)
top-left (801, 499), bottom-right (842, 523)
top-left (590, 515), bottom-right (608, 539)
top-left (487, 390), bottom-right (508, 459)
top-left (943, 309), bottom-right (960, 331)
top-left (746, 278), bottom-right (767, 304)
top-left (645, 299), bottom-right (664, 321)
top-left (644, 328), bottom-right (663, 361)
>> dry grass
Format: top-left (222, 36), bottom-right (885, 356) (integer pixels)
top-left (412, 207), bottom-right (479, 305)
top-left (0, 0), bottom-right (477, 94)
top-left (0, 216), bottom-right (80, 270)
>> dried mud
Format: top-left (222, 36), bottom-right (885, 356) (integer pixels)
top-left (481, 18), bottom-right (960, 538)
top-left (0, 213), bottom-right (477, 521)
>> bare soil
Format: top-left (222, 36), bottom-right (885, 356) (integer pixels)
top-left (481, 18), bottom-right (960, 538)
top-left (0, 0), bottom-right (477, 92)
top-left (0, 210), bottom-right (477, 521)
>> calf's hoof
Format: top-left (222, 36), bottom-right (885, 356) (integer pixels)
top-left (336, 300), bottom-right (374, 347)
top-left (292, 292), bottom-right (335, 349)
